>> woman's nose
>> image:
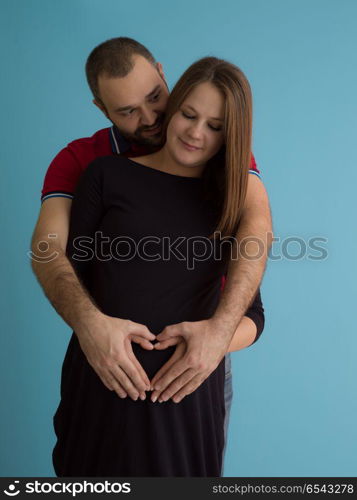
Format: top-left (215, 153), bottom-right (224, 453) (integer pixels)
top-left (187, 124), bottom-right (202, 139)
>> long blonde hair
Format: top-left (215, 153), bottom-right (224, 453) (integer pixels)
top-left (162, 57), bottom-right (253, 238)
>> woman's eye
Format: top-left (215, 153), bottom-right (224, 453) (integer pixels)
top-left (182, 111), bottom-right (195, 119)
top-left (209, 124), bottom-right (222, 132)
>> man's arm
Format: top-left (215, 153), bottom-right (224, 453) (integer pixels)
top-left (31, 196), bottom-right (154, 400)
top-left (211, 174), bottom-right (273, 343)
top-left (226, 287), bottom-right (265, 352)
top-left (31, 197), bottom-right (99, 332)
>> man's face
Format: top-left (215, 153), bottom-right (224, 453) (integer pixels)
top-left (95, 55), bottom-right (169, 146)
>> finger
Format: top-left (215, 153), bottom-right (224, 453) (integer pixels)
top-left (104, 373), bottom-right (128, 399)
top-left (120, 354), bottom-right (151, 396)
top-left (131, 334), bottom-right (155, 351)
top-left (129, 322), bottom-right (157, 341)
top-left (89, 361), bottom-right (117, 393)
top-left (125, 339), bottom-right (151, 390)
top-left (157, 368), bottom-right (195, 402)
top-left (126, 351), bottom-right (151, 396)
top-left (155, 323), bottom-right (179, 341)
top-left (150, 344), bottom-right (185, 388)
top-left (111, 382), bottom-right (128, 399)
top-left (151, 358), bottom-right (189, 397)
top-left (171, 373), bottom-right (205, 403)
top-left (155, 332), bottom-right (173, 342)
top-left (154, 338), bottom-right (180, 349)
top-left (99, 374), bottom-right (115, 391)
top-left (110, 364), bottom-right (142, 401)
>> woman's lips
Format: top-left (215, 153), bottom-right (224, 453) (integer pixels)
top-left (179, 138), bottom-right (201, 151)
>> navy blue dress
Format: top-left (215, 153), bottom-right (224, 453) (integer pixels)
top-left (53, 155), bottom-right (232, 477)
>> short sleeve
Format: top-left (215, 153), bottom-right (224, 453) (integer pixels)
top-left (244, 289), bottom-right (265, 344)
top-left (65, 160), bottom-right (105, 283)
top-left (41, 147), bottom-right (84, 203)
top-left (249, 153), bottom-right (262, 180)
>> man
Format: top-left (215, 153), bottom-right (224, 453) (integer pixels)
top-left (31, 38), bottom-right (271, 475)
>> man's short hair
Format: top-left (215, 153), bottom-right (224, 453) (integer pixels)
top-left (86, 37), bottom-right (156, 101)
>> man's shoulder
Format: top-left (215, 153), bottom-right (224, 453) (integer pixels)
top-left (65, 127), bottom-right (112, 159)
top-left (50, 126), bottom-right (113, 171)
top-left (41, 127), bottom-right (113, 203)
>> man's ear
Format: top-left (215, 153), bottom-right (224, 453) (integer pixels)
top-left (156, 62), bottom-right (167, 84)
top-left (93, 98), bottom-right (109, 120)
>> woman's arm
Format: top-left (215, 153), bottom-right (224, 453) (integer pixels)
top-left (227, 316), bottom-right (257, 352)
top-left (227, 287), bottom-right (265, 352)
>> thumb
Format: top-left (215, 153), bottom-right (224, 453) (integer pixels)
top-left (156, 325), bottom-right (178, 341)
top-left (131, 335), bottom-right (155, 350)
top-left (154, 337), bottom-right (180, 350)
top-left (130, 323), bottom-right (156, 341)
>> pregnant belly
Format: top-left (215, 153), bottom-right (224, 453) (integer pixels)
top-left (131, 343), bottom-right (176, 380)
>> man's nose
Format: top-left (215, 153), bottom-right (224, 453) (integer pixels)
top-left (140, 106), bottom-right (156, 127)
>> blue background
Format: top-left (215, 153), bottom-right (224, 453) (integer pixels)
top-left (1, 0), bottom-right (356, 476)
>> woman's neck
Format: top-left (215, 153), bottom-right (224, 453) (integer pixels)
top-left (138, 146), bottom-right (206, 179)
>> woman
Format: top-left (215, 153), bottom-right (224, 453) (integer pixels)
top-left (54, 56), bottom-right (254, 477)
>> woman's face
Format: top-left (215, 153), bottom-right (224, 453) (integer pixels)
top-left (166, 82), bottom-right (225, 169)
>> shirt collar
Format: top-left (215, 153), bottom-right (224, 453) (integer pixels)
top-left (110, 125), bottom-right (131, 154)
top-left (110, 124), bottom-right (157, 157)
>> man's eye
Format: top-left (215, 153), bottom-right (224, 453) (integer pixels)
top-left (150, 93), bottom-right (161, 102)
top-left (182, 111), bottom-right (195, 119)
top-left (122, 109), bottom-right (135, 116)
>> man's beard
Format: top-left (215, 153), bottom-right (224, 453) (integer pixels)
top-left (115, 114), bottom-right (165, 148)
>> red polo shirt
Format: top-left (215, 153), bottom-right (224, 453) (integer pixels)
top-left (41, 126), bottom-right (261, 203)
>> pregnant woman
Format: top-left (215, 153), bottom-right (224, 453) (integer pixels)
top-left (53, 56), bottom-right (256, 477)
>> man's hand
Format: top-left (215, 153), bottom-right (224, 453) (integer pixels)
top-left (76, 314), bottom-right (156, 401)
top-left (150, 319), bottom-right (229, 403)
top-left (150, 337), bottom-right (187, 402)
top-left (31, 197), bottom-right (156, 402)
